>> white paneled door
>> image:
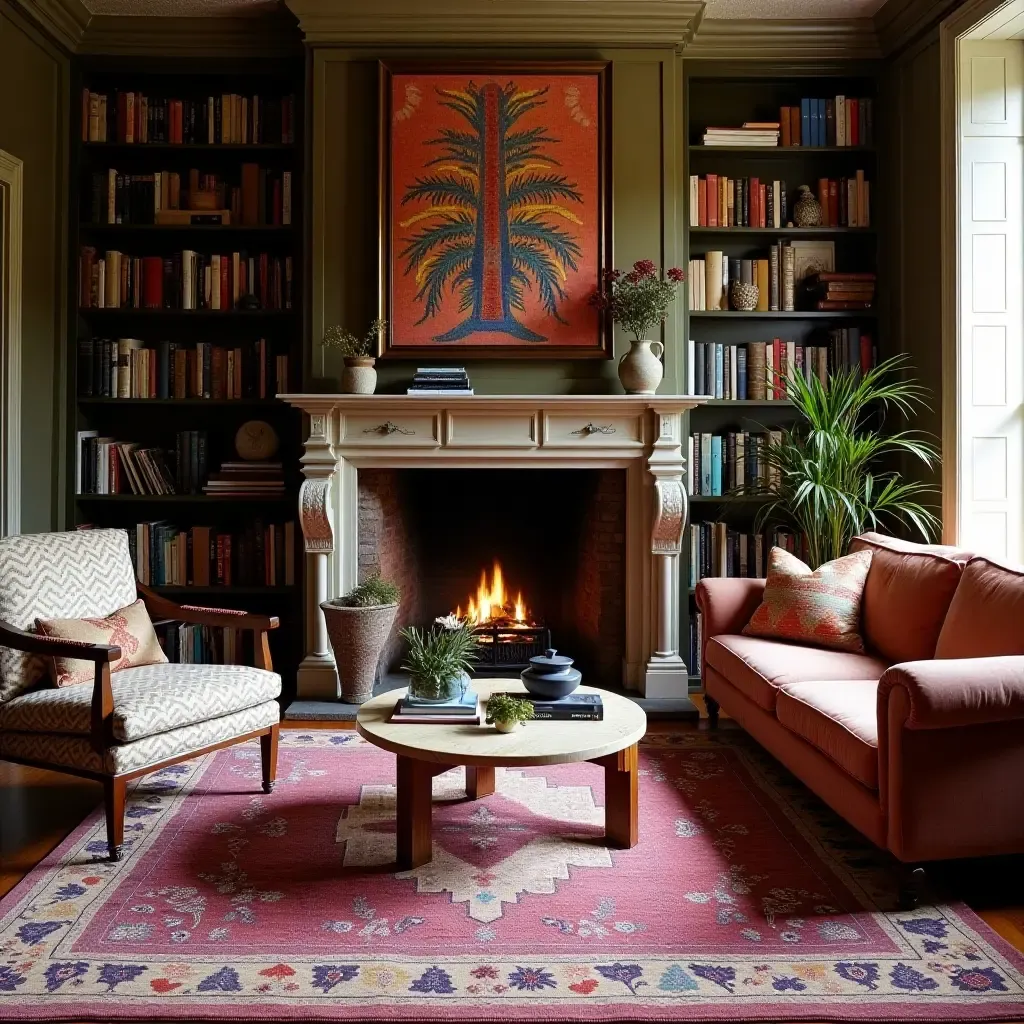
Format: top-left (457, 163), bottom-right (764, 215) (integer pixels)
top-left (958, 41), bottom-right (1024, 562)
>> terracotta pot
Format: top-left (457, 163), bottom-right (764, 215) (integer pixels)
top-left (342, 356), bottom-right (377, 395)
top-left (320, 601), bottom-right (398, 703)
top-left (618, 340), bottom-right (664, 395)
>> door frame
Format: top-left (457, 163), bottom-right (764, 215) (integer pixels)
top-left (0, 148), bottom-right (23, 538)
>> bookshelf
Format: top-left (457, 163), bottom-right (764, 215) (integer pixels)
top-left (68, 58), bottom-right (304, 691)
top-left (683, 64), bottom-right (881, 684)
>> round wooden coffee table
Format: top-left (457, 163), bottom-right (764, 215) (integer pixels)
top-left (356, 680), bottom-right (647, 869)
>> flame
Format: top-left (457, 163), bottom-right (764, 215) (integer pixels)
top-left (457, 560), bottom-right (530, 626)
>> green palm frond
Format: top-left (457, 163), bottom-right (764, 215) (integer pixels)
top-left (508, 217), bottom-right (581, 271)
top-left (412, 242), bottom-right (474, 324)
top-left (399, 215), bottom-right (474, 272)
top-left (402, 175), bottom-right (478, 208)
top-left (506, 174), bottom-right (583, 207)
top-left (510, 242), bottom-right (569, 320)
top-left (435, 90), bottom-right (483, 130)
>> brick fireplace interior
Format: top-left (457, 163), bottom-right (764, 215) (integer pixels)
top-left (358, 468), bottom-right (626, 687)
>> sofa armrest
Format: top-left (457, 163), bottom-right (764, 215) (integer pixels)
top-left (694, 577), bottom-right (766, 677)
top-left (878, 657), bottom-right (1024, 729)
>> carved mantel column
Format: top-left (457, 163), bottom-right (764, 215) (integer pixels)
top-left (296, 401), bottom-right (341, 699)
top-left (644, 406), bottom-right (689, 698)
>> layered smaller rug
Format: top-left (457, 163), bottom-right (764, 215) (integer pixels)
top-left (1, 730), bottom-right (1023, 1021)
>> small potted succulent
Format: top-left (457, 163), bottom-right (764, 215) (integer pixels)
top-left (485, 693), bottom-right (535, 734)
top-left (321, 573), bottom-right (400, 703)
top-left (400, 615), bottom-right (480, 703)
top-left (323, 319), bottom-right (387, 395)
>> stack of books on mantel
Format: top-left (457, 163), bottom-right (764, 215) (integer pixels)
top-left (702, 122), bottom-right (780, 148)
top-left (407, 367), bottom-right (473, 396)
top-left (391, 689), bottom-right (481, 724)
top-left (202, 461), bottom-right (285, 499)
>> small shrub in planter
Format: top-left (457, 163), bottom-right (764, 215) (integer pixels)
top-left (400, 616), bottom-right (480, 703)
top-left (485, 693), bottom-right (535, 733)
top-left (321, 574), bottom-right (400, 704)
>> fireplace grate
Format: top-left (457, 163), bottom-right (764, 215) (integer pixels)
top-left (471, 624), bottom-right (551, 675)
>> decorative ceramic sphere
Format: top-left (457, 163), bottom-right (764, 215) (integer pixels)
top-left (729, 281), bottom-right (759, 312)
top-left (235, 420), bottom-right (279, 461)
top-left (793, 185), bottom-right (822, 227)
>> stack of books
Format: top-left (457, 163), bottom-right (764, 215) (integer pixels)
top-left (702, 122), bottom-right (780, 147)
top-left (523, 693), bottom-right (603, 721)
top-left (202, 460), bottom-right (285, 499)
top-left (391, 690), bottom-right (481, 724)
top-left (804, 271), bottom-right (876, 311)
top-left (407, 367), bottom-right (473, 396)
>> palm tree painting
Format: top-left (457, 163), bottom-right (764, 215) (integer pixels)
top-left (383, 65), bottom-right (609, 355)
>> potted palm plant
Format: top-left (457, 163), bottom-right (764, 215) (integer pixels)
top-left (750, 356), bottom-right (941, 567)
top-left (400, 616), bottom-right (480, 703)
top-left (322, 319), bottom-right (387, 395)
top-left (321, 574), bottom-right (400, 703)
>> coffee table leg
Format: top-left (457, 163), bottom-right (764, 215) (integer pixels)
top-left (466, 765), bottom-right (495, 799)
top-left (600, 743), bottom-right (639, 848)
top-left (396, 755), bottom-right (433, 869)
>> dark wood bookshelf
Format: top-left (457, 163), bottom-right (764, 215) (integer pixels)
top-left (701, 399), bottom-right (794, 408)
top-left (690, 310), bottom-right (877, 319)
top-left (69, 57), bottom-right (305, 694)
top-left (688, 145), bottom-right (876, 155)
top-left (689, 494), bottom-right (775, 504)
top-left (690, 227), bottom-right (875, 236)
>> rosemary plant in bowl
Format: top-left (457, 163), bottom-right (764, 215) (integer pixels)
top-left (485, 693), bottom-right (535, 733)
top-left (400, 616), bottom-right (480, 703)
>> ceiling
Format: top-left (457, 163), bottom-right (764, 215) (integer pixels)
top-left (81, 0), bottom-right (887, 17)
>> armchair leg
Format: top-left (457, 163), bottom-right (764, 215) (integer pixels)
top-left (104, 776), bottom-right (127, 861)
top-left (898, 864), bottom-right (930, 910)
top-left (704, 694), bottom-right (720, 729)
top-left (260, 725), bottom-right (279, 795)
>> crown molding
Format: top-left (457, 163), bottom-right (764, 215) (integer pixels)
top-left (684, 18), bottom-right (881, 60)
top-left (11, 0), bottom-right (90, 51)
top-left (874, 0), bottom-right (966, 55)
top-left (78, 11), bottom-right (302, 55)
top-left (285, 0), bottom-right (702, 47)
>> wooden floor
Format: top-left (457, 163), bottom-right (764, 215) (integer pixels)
top-left (3, 716), bottom-right (1024, 961)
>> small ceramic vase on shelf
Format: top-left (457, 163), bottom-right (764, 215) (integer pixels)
top-left (793, 185), bottom-right (823, 227)
top-left (729, 281), bottom-right (759, 311)
top-left (618, 340), bottom-right (664, 395)
top-left (342, 356), bottom-right (377, 395)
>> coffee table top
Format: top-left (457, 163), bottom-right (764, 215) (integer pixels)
top-left (356, 680), bottom-right (647, 767)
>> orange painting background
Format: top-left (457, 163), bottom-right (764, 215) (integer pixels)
top-left (388, 72), bottom-right (602, 349)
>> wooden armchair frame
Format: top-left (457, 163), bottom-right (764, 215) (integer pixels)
top-left (0, 588), bottom-right (281, 861)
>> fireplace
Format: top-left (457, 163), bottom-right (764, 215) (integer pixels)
top-left (357, 468), bottom-right (626, 686)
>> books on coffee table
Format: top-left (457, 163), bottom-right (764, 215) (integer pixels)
top-left (390, 689), bottom-right (481, 724)
top-left (494, 692), bottom-right (604, 721)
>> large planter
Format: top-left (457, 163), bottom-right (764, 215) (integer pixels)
top-left (320, 601), bottom-right (398, 703)
top-left (618, 340), bottom-right (664, 395)
top-left (341, 356), bottom-right (377, 395)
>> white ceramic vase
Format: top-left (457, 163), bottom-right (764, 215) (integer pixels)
top-left (342, 357), bottom-right (377, 395)
top-left (618, 340), bottom-right (664, 395)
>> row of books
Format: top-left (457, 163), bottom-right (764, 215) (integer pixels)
top-left (78, 247), bottom-right (294, 311)
top-left (689, 248), bottom-right (796, 312)
top-left (82, 89), bottom-right (297, 146)
top-left (688, 431), bottom-right (782, 497)
top-left (77, 337), bottom-right (289, 400)
top-left (391, 690), bottom-right (604, 724)
top-left (75, 430), bottom-right (207, 495)
top-left (779, 97), bottom-right (874, 148)
top-left (407, 366), bottom-right (474, 396)
top-left (702, 123), bottom-right (780, 148)
top-left (202, 461), bottom-right (285, 498)
top-left (88, 166), bottom-right (292, 226)
top-left (688, 174), bottom-right (870, 229)
top-left (156, 622), bottom-right (253, 666)
top-left (690, 527), bottom-right (809, 587)
top-left (687, 333), bottom-right (875, 401)
top-left (129, 520), bottom-right (296, 588)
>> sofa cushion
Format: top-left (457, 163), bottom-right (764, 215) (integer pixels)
top-left (0, 663), bottom-right (281, 742)
top-left (936, 556), bottom-right (1024, 658)
top-left (743, 546), bottom-right (873, 652)
top-left (0, 530), bottom-right (137, 702)
top-left (849, 532), bottom-right (970, 664)
top-left (706, 634), bottom-right (889, 713)
top-left (776, 680), bottom-right (880, 789)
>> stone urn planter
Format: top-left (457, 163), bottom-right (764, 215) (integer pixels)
top-left (618, 340), bottom-right (664, 395)
top-left (342, 356), bottom-right (377, 395)
top-left (320, 601), bottom-right (398, 703)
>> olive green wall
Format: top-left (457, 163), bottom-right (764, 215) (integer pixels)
top-left (0, 1), bottom-right (68, 532)
top-left (309, 47), bottom-right (685, 395)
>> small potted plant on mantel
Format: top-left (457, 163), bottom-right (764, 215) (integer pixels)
top-left (322, 318), bottom-right (387, 395)
top-left (321, 573), bottom-right (400, 704)
top-left (485, 693), bottom-right (535, 734)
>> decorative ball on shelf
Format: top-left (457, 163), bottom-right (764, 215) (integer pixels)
top-left (235, 420), bottom-right (279, 462)
top-left (729, 280), bottom-right (759, 312)
top-left (793, 184), bottom-right (823, 227)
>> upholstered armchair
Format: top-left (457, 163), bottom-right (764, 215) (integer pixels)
top-left (0, 529), bottom-right (281, 861)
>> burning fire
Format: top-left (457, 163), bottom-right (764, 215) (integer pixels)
top-left (455, 560), bottom-right (531, 627)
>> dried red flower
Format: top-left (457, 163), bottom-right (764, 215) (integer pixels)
top-left (633, 259), bottom-right (657, 278)
top-left (667, 266), bottom-right (685, 283)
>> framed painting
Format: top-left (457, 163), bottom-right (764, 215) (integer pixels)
top-left (378, 60), bottom-right (612, 359)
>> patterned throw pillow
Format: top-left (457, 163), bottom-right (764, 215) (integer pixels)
top-left (35, 598), bottom-right (168, 687)
top-left (742, 546), bottom-right (873, 652)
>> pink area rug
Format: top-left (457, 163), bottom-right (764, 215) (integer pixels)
top-left (1, 729), bottom-right (1023, 1020)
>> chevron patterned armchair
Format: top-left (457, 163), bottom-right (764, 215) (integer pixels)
top-left (0, 529), bottom-right (282, 860)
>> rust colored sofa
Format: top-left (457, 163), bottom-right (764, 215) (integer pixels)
top-left (696, 532), bottom-right (1024, 867)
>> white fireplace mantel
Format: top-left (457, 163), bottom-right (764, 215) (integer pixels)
top-left (279, 393), bottom-right (707, 700)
